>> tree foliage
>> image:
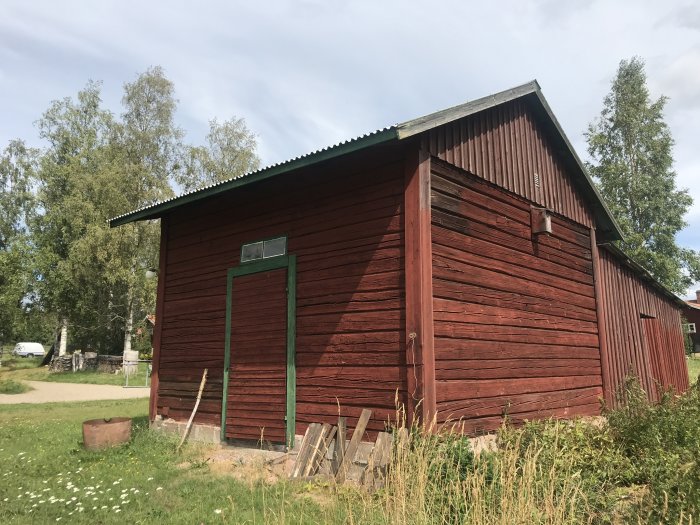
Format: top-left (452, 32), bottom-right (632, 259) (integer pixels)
top-left (0, 140), bottom-right (40, 344)
top-left (2, 66), bottom-right (259, 352)
top-left (586, 57), bottom-right (700, 294)
top-left (179, 117), bottom-right (260, 193)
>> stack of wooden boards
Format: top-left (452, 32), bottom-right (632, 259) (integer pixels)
top-left (289, 409), bottom-right (394, 489)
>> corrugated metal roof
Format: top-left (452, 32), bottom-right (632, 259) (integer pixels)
top-left (110, 126), bottom-right (398, 226)
top-left (109, 80), bottom-right (621, 241)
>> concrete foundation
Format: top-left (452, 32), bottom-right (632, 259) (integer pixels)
top-left (151, 416), bottom-right (221, 444)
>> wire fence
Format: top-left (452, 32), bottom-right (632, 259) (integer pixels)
top-left (123, 359), bottom-right (152, 388)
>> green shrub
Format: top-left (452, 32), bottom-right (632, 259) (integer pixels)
top-left (607, 378), bottom-right (700, 522)
top-left (499, 418), bottom-right (636, 523)
top-left (0, 379), bottom-right (32, 394)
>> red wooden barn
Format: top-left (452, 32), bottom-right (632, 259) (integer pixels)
top-left (111, 81), bottom-right (689, 445)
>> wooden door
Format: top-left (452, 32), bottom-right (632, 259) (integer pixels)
top-left (642, 317), bottom-right (669, 399)
top-left (225, 268), bottom-right (288, 443)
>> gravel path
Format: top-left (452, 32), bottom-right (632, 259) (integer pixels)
top-left (0, 381), bottom-right (150, 404)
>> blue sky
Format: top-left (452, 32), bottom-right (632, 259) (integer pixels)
top-left (2, 0), bottom-right (700, 295)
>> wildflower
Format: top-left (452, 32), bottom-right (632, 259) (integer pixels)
top-left (147, 477), bottom-right (154, 481)
top-left (214, 509), bottom-right (222, 514)
top-left (115, 509), bottom-right (121, 513)
top-left (156, 487), bottom-right (163, 491)
top-left (56, 519), bottom-right (61, 522)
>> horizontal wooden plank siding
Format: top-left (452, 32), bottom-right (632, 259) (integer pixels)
top-left (430, 159), bottom-right (602, 433)
top-left (157, 147), bottom-right (406, 434)
top-left (227, 269), bottom-right (287, 443)
top-left (598, 247), bottom-right (689, 403)
top-left (421, 99), bottom-right (593, 228)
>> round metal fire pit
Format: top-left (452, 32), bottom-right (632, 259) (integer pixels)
top-left (82, 417), bottom-right (132, 451)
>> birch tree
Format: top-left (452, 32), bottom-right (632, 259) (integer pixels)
top-left (586, 57), bottom-right (700, 294)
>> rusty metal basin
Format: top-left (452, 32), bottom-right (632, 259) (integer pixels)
top-left (82, 417), bottom-right (132, 451)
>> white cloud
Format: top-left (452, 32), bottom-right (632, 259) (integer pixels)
top-left (1, 0), bottom-right (700, 253)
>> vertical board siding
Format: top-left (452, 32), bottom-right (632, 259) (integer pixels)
top-left (157, 152), bottom-right (406, 435)
top-left (598, 248), bottom-right (689, 403)
top-left (421, 99), bottom-right (593, 229)
top-left (430, 159), bottom-right (602, 434)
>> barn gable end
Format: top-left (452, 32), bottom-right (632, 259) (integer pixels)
top-left (420, 98), bottom-right (594, 228)
top-left (428, 158), bottom-right (602, 432)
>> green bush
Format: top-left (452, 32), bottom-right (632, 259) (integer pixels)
top-left (607, 379), bottom-right (700, 522)
top-left (0, 379), bottom-right (32, 394)
top-left (500, 418), bottom-right (635, 523)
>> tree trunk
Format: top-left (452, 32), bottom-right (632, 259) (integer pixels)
top-left (58, 318), bottom-right (68, 356)
top-left (123, 288), bottom-right (135, 365)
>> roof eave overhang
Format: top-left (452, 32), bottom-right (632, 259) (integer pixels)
top-left (110, 80), bottom-right (623, 243)
top-left (109, 127), bottom-right (400, 227)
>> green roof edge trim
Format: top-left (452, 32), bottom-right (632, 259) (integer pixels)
top-left (109, 126), bottom-right (399, 227)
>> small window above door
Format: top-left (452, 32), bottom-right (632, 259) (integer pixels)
top-left (240, 236), bottom-right (287, 263)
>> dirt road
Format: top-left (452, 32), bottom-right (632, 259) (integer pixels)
top-left (0, 381), bottom-right (150, 404)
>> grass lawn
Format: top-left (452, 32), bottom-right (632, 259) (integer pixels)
top-left (0, 354), bottom-right (150, 387)
top-left (0, 398), bottom-right (336, 524)
top-left (688, 355), bottom-right (700, 383)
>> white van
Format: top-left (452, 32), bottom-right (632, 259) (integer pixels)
top-left (12, 342), bottom-right (46, 358)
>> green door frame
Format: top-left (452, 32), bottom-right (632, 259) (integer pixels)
top-left (221, 255), bottom-right (297, 448)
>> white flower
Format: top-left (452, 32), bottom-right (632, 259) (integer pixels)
top-left (113, 481), bottom-right (119, 485)
top-left (156, 487), bottom-right (163, 491)
top-left (147, 477), bottom-right (153, 481)
top-left (115, 509), bottom-right (121, 513)
top-left (214, 509), bottom-right (222, 515)
top-left (56, 518), bottom-right (61, 522)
